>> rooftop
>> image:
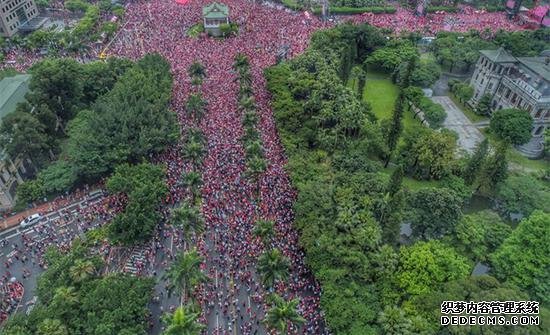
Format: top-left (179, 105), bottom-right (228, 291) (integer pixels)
top-left (0, 74), bottom-right (31, 122)
top-left (516, 56), bottom-right (550, 82)
top-left (479, 47), bottom-right (517, 63)
top-left (203, 2), bottom-right (229, 19)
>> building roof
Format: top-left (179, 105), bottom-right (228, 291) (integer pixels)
top-left (480, 47), bottom-right (517, 63)
top-left (0, 74), bottom-right (31, 123)
top-left (202, 2), bottom-right (229, 19)
top-left (517, 56), bottom-right (550, 82)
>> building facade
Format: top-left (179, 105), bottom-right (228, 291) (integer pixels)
top-left (0, 0), bottom-right (39, 37)
top-left (202, 2), bottom-right (228, 37)
top-left (470, 47), bottom-right (550, 158)
top-left (0, 74), bottom-right (33, 211)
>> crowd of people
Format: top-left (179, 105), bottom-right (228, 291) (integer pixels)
top-left (0, 0), bottom-right (536, 332)
top-left (348, 4), bottom-right (528, 35)
top-left (0, 280), bottom-right (23, 324)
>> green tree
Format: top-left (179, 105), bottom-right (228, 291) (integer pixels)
top-left (106, 163), bottom-right (168, 244)
top-left (410, 187), bottom-right (462, 239)
top-left (171, 202), bottom-right (204, 249)
top-left (38, 160), bottom-right (78, 194)
top-left (454, 210), bottom-right (512, 262)
top-left (258, 249), bottom-right (290, 288)
top-left (37, 318), bottom-right (68, 335)
top-left (182, 140), bottom-right (204, 167)
top-left (164, 248), bottom-right (207, 305)
top-left (69, 259), bottom-right (96, 283)
top-left (490, 108), bottom-right (534, 145)
top-left (253, 219), bottom-right (275, 245)
top-left (491, 211), bottom-right (550, 304)
top-left (378, 306), bottom-right (412, 335)
top-left (475, 93), bottom-right (492, 116)
top-left (463, 138), bottom-right (489, 185)
top-left (188, 61), bottom-right (205, 83)
top-left (477, 141), bottom-right (508, 194)
top-left (185, 93), bottom-right (207, 121)
top-left (397, 240), bottom-right (470, 296)
top-left (496, 174), bottom-right (550, 216)
top-left (28, 58), bottom-right (84, 132)
top-left (162, 305), bottom-right (205, 335)
top-left (0, 108), bottom-right (52, 163)
top-left (264, 294), bottom-right (306, 334)
top-left (367, 40), bottom-right (418, 73)
top-left (181, 171), bottom-right (202, 203)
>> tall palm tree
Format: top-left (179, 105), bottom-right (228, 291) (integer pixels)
top-left (188, 61), bottom-right (206, 82)
top-left (253, 219), bottom-right (274, 244)
top-left (247, 156), bottom-right (267, 182)
top-left (233, 53), bottom-right (249, 70)
top-left (185, 93), bottom-right (207, 121)
top-left (182, 140), bottom-right (204, 167)
top-left (164, 248), bottom-right (207, 305)
top-left (69, 259), bottom-right (96, 283)
top-left (257, 249), bottom-right (290, 288)
top-left (162, 305), bottom-right (205, 335)
top-left (239, 96), bottom-right (256, 112)
top-left (171, 202), bottom-right (204, 248)
top-left (186, 128), bottom-right (204, 146)
top-left (264, 294), bottom-right (306, 334)
top-left (245, 140), bottom-right (263, 159)
top-left (181, 171), bottom-right (202, 203)
top-left (51, 286), bottom-right (78, 321)
top-left (243, 110), bottom-right (259, 128)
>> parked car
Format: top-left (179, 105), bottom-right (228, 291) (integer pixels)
top-left (19, 214), bottom-right (42, 228)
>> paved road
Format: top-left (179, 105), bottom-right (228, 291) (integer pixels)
top-left (431, 96), bottom-right (485, 153)
top-left (0, 191), bottom-right (105, 318)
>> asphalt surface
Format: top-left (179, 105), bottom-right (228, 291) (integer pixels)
top-left (431, 96), bottom-right (485, 153)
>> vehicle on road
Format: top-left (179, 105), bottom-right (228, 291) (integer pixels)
top-left (19, 214), bottom-right (42, 229)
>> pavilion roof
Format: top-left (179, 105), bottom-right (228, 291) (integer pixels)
top-left (203, 2), bottom-right (229, 19)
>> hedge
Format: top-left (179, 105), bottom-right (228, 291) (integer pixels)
top-left (426, 6), bottom-right (458, 13)
top-left (311, 6), bottom-right (396, 15)
top-left (281, 0), bottom-right (303, 10)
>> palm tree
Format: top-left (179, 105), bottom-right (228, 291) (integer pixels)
top-left (245, 140), bottom-right (263, 158)
top-left (253, 219), bottom-right (274, 244)
top-left (181, 171), bottom-right (202, 203)
top-left (243, 110), bottom-right (258, 128)
top-left (186, 128), bottom-right (204, 145)
top-left (185, 93), bottom-right (207, 121)
top-left (171, 202), bottom-right (204, 249)
top-left (188, 61), bottom-right (206, 83)
top-left (37, 318), bottom-right (68, 335)
top-left (182, 140), bottom-right (204, 167)
top-left (257, 249), bottom-right (290, 288)
top-left (69, 259), bottom-right (96, 283)
top-left (162, 305), bottom-right (205, 335)
top-left (264, 294), bottom-right (306, 334)
top-left (51, 286), bottom-right (78, 321)
top-left (239, 96), bottom-right (256, 112)
top-left (247, 156), bottom-right (267, 181)
top-left (164, 248), bottom-right (207, 305)
top-left (233, 53), bottom-right (249, 70)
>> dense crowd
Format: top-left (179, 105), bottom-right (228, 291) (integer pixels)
top-left (348, 5), bottom-right (527, 35)
top-left (0, 0), bottom-right (534, 332)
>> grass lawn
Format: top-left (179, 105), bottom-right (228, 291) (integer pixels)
top-left (480, 129), bottom-right (548, 172)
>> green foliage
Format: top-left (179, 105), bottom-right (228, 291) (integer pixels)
top-left (397, 240), bottom-right (471, 296)
top-left (67, 54), bottom-right (178, 182)
top-left (490, 108), bottom-right (534, 145)
top-left (258, 249), bottom-right (290, 288)
top-left (367, 40), bottom-right (418, 72)
top-left (448, 79), bottom-right (474, 104)
top-left (432, 32), bottom-right (493, 73)
top-left (463, 138), bottom-right (489, 185)
top-left (399, 126), bottom-right (457, 180)
top-left (38, 160), bottom-right (78, 194)
top-left (73, 5), bottom-right (100, 38)
top-left (491, 211), bottom-right (550, 304)
top-left (65, 0), bottom-right (89, 11)
top-left (218, 23), bottom-right (238, 38)
top-left (106, 162), bottom-right (167, 244)
top-left (162, 305), bottom-right (205, 335)
top-left (164, 248), bottom-right (207, 304)
top-left (475, 93), bottom-right (492, 116)
top-left (395, 59), bottom-right (441, 88)
top-left (264, 294), bottom-right (306, 333)
top-left (496, 174), bottom-right (550, 217)
top-left (454, 210), bottom-right (511, 262)
top-left (416, 95), bottom-right (446, 129)
top-left (410, 187), bottom-right (462, 239)
top-left (476, 141), bottom-right (509, 194)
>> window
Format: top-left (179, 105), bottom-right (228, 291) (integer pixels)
top-left (488, 83), bottom-right (493, 90)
